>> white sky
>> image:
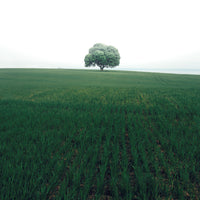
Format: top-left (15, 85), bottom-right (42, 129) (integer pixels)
top-left (0, 0), bottom-right (200, 70)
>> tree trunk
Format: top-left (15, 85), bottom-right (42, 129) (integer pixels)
top-left (100, 66), bottom-right (104, 71)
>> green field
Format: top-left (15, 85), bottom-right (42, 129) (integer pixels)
top-left (0, 69), bottom-right (200, 200)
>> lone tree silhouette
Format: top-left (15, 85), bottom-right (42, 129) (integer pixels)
top-left (84, 43), bottom-right (120, 71)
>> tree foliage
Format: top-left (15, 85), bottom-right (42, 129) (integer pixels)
top-left (84, 43), bottom-right (120, 71)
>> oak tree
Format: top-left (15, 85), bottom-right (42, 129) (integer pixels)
top-left (84, 43), bottom-right (120, 71)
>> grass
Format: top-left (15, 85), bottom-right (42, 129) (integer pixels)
top-left (0, 68), bottom-right (200, 199)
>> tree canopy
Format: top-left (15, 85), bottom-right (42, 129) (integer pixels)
top-left (84, 43), bottom-right (120, 71)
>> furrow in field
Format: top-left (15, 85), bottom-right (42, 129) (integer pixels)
top-left (87, 142), bottom-right (104, 199)
top-left (99, 135), bottom-right (113, 199)
top-left (103, 163), bottom-right (112, 199)
top-left (48, 145), bottom-right (78, 200)
top-left (124, 112), bottom-right (136, 192)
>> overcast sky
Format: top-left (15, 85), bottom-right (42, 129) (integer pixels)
top-left (0, 0), bottom-right (200, 71)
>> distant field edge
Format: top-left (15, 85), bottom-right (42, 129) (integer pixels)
top-left (0, 68), bottom-right (200, 76)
